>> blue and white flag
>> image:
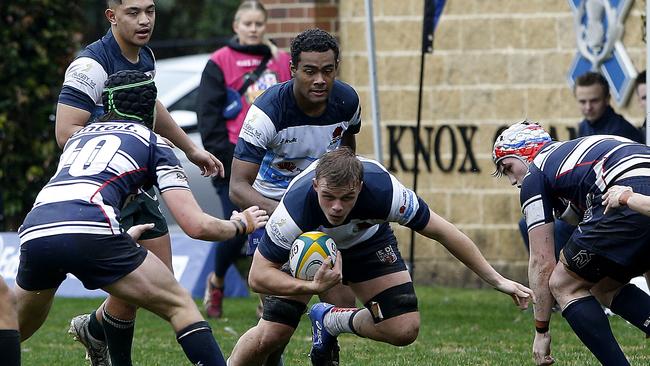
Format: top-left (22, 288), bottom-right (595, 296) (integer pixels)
top-left (422, 0), bottom-right (446, 53)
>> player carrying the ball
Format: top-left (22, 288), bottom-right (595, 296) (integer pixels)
top-left (246, 147), bottom-right (534, 365)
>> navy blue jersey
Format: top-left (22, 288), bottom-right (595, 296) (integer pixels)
top-left (19, 122), bottom-right (189, 243)
top-left (258, 158), bottom-right (430, 264)
top-left (520, 135), bottom-right (650, 231)
top-left (234, 79), bottom-right (362, 200)
top-left (58, 29), bottom-right (156, 122)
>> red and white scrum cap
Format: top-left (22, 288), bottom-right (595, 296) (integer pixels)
top-left (492, 121), bottom-right (552, 167)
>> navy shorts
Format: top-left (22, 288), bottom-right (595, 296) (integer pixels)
top-left (562, 178), bottom-right (650, 283)
top-left (17, 233), bottom-right (148, 291)
top-left (340, 232), bottom-right (407, 284)
top-left (120, 187), bottom-right (168, 240)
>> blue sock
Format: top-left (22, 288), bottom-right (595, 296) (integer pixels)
top-left (103, 310), bottom-right (135, 366)
top-left (0, 329), bottom-right (20, 366)
top-left (88, 310), bottom-right (106, 341)
top-left (176, 321), bottom-right (226, 366)
top-left (562, 296), bottom-right (629, 366)
top-left (610, 283), bottom-right (650, 336)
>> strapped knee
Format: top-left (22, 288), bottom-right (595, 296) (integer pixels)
top-left (261, 296), bottom-right (307, 329)
top-left (364, 282), bottom-right (418, 323)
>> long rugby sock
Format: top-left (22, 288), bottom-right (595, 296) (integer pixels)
top-left (0, 329), bottom-right (20, 366)
top-left (324, 307), bottom-right (363, 336)
top-left (609, 283), bottom-right (650, 336)
top-left (176, 321), bottom-right (226, 366)
top-left (103, 310), bottom-right (135, 366)
top-left (562, 296), bottom-right (629, 366)
top-left (88, 310), bottom-right (106, 341)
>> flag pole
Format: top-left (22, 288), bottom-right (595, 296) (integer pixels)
top-left (409, 0), bottom-right (440, 278)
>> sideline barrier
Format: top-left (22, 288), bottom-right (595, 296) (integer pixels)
top-left (0, 230), bottom-right (248, 298)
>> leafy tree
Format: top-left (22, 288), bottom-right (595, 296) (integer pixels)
top-left (0, 2), bottom-right (83, 230)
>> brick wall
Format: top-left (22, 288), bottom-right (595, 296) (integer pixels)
top-left (265, 0), bottom-right (339, 48)
top-left (266, 0), bottom-right (647, 287)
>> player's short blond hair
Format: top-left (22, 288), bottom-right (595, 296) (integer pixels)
top-left (315, 147), bottom-right (363, 188)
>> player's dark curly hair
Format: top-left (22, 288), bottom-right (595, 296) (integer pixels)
top-left (100, 70), bottom-right (157, 129)
top-left (290, 28), bottom-right (339, 66)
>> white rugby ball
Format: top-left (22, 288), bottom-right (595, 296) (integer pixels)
top-left (289, 231), bottom-right (337, 280)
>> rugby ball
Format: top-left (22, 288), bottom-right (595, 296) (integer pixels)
top-left (289, 231), bottom-right (337, 280)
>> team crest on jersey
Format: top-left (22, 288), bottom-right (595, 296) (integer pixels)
top-left (330, 126), bottom-right (344, 145)
top-left (571, 249), bottom-right (593, 269)
top-left (376, 246), bottom-right (397, 264)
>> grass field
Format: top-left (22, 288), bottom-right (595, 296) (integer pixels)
top-left (21, 286), bottom-right (649, 365)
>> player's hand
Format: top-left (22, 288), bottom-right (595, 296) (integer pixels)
top-left (494, 278), bottom-right (534, 310)
top-left (186, 148), bottom-right (224, 178)
top-left (231, 206), bottom-right (268, 234)
top-left (533, 331), bottom-right (555, 365)
top-left (602, 185), bottom-right (633, 215)
top-left (126, 223), bottom-right (154, 241)
top-left (312, 251), bottom-right (342, 293)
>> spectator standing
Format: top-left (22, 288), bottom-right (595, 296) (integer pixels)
top-left (197, 0), bottom-right (291, 319)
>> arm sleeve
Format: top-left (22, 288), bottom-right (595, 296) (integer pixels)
top-left (384, 173), bottom-right (430, 231)
top-left (197, 60), bottom-right (233, 180)
top-left (57, 57), bottom-right (107, 113)
top-left (233, 104), bottom-right (276, 164)
top-left (257, 201), bottom-right (304, 263)
top-left (151, 135), bottom-right (191, 192)
top-left (520, 171), bottom-right (555, 231)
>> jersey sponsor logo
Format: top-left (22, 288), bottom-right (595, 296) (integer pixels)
top-left (279, 137), bottom-right (297, 144)
top-left (70, 70), bottom-right (98, 89)
top-left (175, 172), bottom-right (188, 182)
top-left (269, 218), bottom-right (290, 246)
top-left (571, 249), bottom-right (593, 269)
top-left (78, 123), bottom-right (137, 134)
top-left (276, 162), bottom-right (297, 172)
top-left (241, 121), bottom-right (262, 140)
top-left (376, 245), bottom-right (397, 264)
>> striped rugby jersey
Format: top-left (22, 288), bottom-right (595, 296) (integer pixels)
top-left (57, 29), bottom-right (156, 123)
top-left (233, 79), bottom-right (361, 201)
top-left (258, 158), bottom-right (430, 264)
top-left (18, 122), bottom-right (189, 243)
top-left (521, 135), bottom-right (650, 231)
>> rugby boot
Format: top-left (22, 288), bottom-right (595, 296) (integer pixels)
top-left (68, 314), bottom-right (111, 366)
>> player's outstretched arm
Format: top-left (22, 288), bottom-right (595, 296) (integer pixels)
top-left (153, 100), bottom-right (224, 178)
top-left (248, 250), bottom-right (340, 296)
top-left (417, 209), bottom-right (533, 309)
top-left (162, 189), bottom-right (267, 241)
top-left (55, 103), bottom-right (91, 148)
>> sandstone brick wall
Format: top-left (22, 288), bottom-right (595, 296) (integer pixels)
top-left (267, 0), bottom-right (647, 287)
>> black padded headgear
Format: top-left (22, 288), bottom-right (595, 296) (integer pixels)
top-left (102, 70), bottom-right (157, 129)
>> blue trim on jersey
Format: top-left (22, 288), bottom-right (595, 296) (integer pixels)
top-left (233, 138), bottom-right (266, 164)
top-left (258, 231), bottom-right (289, 263)
top-left (58, 86), bottom-right (97, 115)
top-left (406, 197), bottom-right (430, 231)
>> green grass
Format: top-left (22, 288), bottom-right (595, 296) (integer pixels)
top-left (21, 286), bottom-right (649, 365)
